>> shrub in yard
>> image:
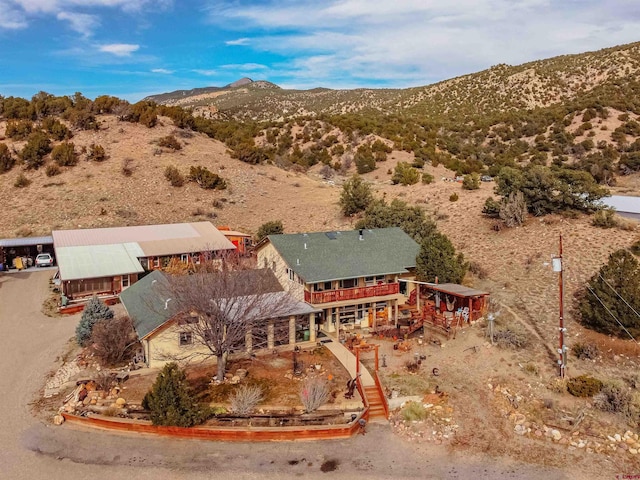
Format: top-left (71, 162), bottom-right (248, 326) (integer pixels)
top-left (0, 143), bottom-right (15, 173)
top-left (401, 401), bottom-right (427, 421)
top-left (229, 385), bottom-right (263, 415)
top-left (42, 117), bottom-right (71, 141)
top-left (45, 163), bottom-right (61, 177)
top-left (142, 363), bottom-right (206, 427)
top-left (482, 197), bottom-right (501, 217)
top-left (90, 315), bottom-right (138, 366)
top-left (632, 240), bottom-right (640, 257)
top-left (592, 381), bottom-right (636, 417)
top-left (300, 377), bottom-right (330, 413)
top-left (14, 173), bottom-right (31, 188)
top-left (493, 328), bottom-right (529, 349)
top-left (592, 208), bottom-right (617, 228)
top-left (572, 342), bottom-right (599, 360)
top-left (391, 162), bottom-right (420, 186)
top-left (566, 375), bottom-right (603, 397)
top-left (164, 165), bottom-right (185, 187)
top-left (20, 131), bottom-right (51, 169)
top-left (87, 143), bottom-right (106, 162)
top-left (422, 172), bottom-right (434, 184)
top-left (51, 141), bottom-right (78, 166)
top-left (188, 166), bottom-right (226, 190)
top-left (449, 192), bottom-right (459, 202)
top-left (462, 173), bottom-right (480, 190)
top-left (255, 220), bottom-right (283, 242)
top-left (158, 134), bottom-right (181, 150)
top-left (75, 295), bottom-right (114, 347)
top-left (5, 119), bottom-right (33, 140)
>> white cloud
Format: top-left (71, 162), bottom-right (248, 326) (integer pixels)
top-left (192, 69), bottom-right (217, 76)
top-left (0, 1), bottom-right (27, 28)
top-left (56, 11), bottom-right (99, 37)
top-left (99, 43), bottom-right (140, 56)
top-left (225, 37), bottom-right (250, 46)
top-left (221, 63), bottom-right (267, 71)
top-left (209, 0), bottom-right (640, 86)
top-left (151, 68), bottom-right (174, 74)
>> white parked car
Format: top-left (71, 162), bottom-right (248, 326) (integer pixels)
top-left (35, 253), bottom-right (54, 267)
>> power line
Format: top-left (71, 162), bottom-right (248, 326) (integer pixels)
top-left (598, 273), bottom-right (640, 320)
top-left (586, 285), bottom-right (638, 343)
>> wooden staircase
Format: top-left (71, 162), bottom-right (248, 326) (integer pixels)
top-left (364, 385), bottom-right (388, 421)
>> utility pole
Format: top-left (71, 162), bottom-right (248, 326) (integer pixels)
top-left (552, 235), bottom-right (566, 378)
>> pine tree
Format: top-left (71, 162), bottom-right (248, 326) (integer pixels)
top-left (415, 232), bottom-right (468, 284)
top-left (579, 249), bottom-right (640, 337)
top-left (75, 295), bottom-right (114, 346)
top-left (142, 363), bottom-right (205, 427)
top-left (339, 174), bottom-right (373, 216)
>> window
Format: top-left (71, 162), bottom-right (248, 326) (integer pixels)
top-left (340, 278), bottom-right (357, 289)
top-left (153, 257), bottom-right (160, 268)
top-left (121, 275), bottom-right (130, 288)
top-left (287, 268), bottom-right (295, 281)
top-left (315, 281), bottom-right (333, 292)
top-left (365, 275), bottom-right (385, 286)
top-left (179, 332), bottom-right (193, 346)
top-left (272, 261), bottom-right (276, 271)
top-left (192, 253), bottom-right (201, 265)
top-left (181, 254), bottom-right (189, 264)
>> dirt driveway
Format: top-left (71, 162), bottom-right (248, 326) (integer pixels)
top-left (0, 271), bottom-right (580, 480)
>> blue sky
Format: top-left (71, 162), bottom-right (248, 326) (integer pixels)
top-left (1, 0), bottom-right (639, 102)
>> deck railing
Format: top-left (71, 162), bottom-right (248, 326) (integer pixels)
top-left (304, 283), bottom-right (399, 304)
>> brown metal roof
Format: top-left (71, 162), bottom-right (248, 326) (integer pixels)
top-left (427, 283), bottom-right (489, 298)
top-left (52, 222), bottom-right (235, 256)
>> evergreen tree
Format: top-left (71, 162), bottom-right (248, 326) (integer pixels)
top-left (256, 220), bottom-right (284, 243)
top-left (579, 250), bottom-right (640, 338)
top-left (355, 198), bottom-right (436, 243)
top-left (75, 295), bottom-right (114, 346)
top-left (339, 174), bottom-right (373, 216)
top-left (415, 232), bottom-right (468, 284)
top-left (142, 363), bottom-right (205, 427)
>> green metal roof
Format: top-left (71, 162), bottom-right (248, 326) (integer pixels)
top-left (120, 270), bottom-right (178, 340)
top-left (267, 227), bottom-right (420, 284)
top-left (120, 269), bottom-right (321, 341)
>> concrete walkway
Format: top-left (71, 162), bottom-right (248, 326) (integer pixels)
top-left (322, 339), bottom-right (375, 387)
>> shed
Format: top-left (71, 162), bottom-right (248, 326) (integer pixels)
top-left (0, 236), bottom-right (54, 271)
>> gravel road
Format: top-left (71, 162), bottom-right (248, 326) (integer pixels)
top-left (0, 271), bottom-right (579, 480)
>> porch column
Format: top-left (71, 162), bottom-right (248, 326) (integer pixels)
top-left (267, 321), bottom-right (274, 350)
top-left (468, 297), bottom-right (473, 323)
top-left (417, 284), bottom-right (421, 310)
top-left (245, 329), bottom-right (253, 353)
top-left (394, 301), bottom-right (399, 326)
top-left (309, 313), bottom-right (316, 342)
top-left (289, 315), bottom-right (296, 345)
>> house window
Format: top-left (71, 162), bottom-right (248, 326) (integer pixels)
top-left (272, 261), bottom-right (276, 271)
top-left (122, 275), bottom-right (130, 288)
top-left (365, 275), bottom-right (385, 286)
top-left (287, 268), bottom-right (295, 281)
top-left (340, 278), bottom-right (357, 289)
top-left (315, 281), bottom-right (333, 292)
top-left (153, 257), bottom-right (160, 268)
top-left (181, 254), bottom-right (189, 264)
top-left (192, 253), bottom-right (201, 265)
top-left (179, 332), bottom-right (193, 346)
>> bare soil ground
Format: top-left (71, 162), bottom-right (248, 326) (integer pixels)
top-left (1, 115), bottom-right (640, 478)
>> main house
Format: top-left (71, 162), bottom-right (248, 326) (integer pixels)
top-left (53, 222), bottom-right (235, 300)
top-left (256, 227), bottom-right (421, 334)
top-left (120, 269), bottom-right (320, 368)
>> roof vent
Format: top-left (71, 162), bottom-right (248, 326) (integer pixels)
top-left (304, 242), bottom-right (307, 249)
top-left (296, 258), bottom-right (300, 265)
top-left (359, 229), bottom-right (364, 241)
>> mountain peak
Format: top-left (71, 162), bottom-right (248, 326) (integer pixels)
top-left (226, 77), bottom-right (253, 88)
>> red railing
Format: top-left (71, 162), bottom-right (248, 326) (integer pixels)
top-left (304, 283), bottom-right (399, 304)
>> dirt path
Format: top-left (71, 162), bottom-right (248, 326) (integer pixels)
top-left (0, 271), bottom-right (594, 479)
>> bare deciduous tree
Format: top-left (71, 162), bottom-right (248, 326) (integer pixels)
top-left (162, 262), bottom-right (306, 381)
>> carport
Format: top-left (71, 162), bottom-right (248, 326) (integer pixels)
top-left (0, 236), bottom-right (54, 271)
